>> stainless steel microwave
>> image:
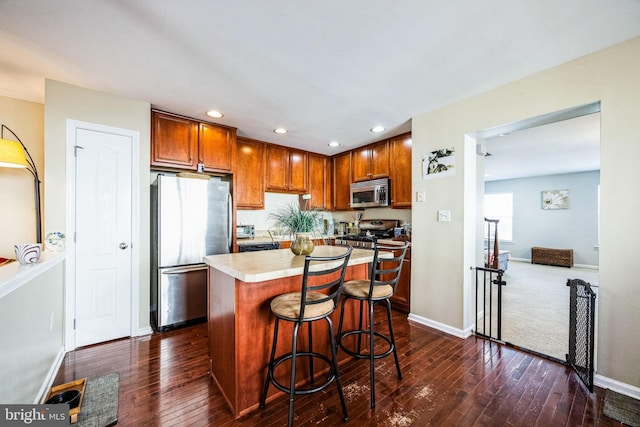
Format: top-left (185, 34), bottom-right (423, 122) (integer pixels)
top-left (350, 178), bottom-right (389, 208)
top-left (236, 224), bottom-right (255, 239)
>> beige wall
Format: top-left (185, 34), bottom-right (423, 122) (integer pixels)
top-left (0, 96), bottom-right (44, 256)
top-left (411, 37), bottom-right (640, 388)
top-left (44, 80), bottom-right (151, 331)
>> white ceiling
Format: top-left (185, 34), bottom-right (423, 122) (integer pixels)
top-left (0, 1), bottom-right (639, 156)
top-left (483, 112), bottom-right (601, 181)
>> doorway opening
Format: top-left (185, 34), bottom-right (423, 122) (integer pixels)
top-left (475, 102), bottom-right (600, 361)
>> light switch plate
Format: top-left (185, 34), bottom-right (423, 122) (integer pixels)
top-left (437, 210), bottom-right (451, 222)
top-left (416, 191), bottom-right (426, 202)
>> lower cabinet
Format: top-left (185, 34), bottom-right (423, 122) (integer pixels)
top-left (391, 247), bottom-right (411, 313)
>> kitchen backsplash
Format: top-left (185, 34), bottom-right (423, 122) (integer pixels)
top-left (236, 192), bottom-right (411, 234)
top-left (236, 192), bottom-right (301, 230)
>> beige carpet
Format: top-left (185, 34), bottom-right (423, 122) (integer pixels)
top-left (499, 260), bottom-right (599, 360)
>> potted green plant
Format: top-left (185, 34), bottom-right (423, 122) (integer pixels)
top-left (268, 200), bottom-right (323, 255)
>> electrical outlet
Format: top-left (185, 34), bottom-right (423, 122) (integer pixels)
top-left (416, 191), bottom-right (426, 202)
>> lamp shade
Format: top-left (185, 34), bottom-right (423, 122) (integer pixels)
top-left (0, 138), bottom-right (29, 168)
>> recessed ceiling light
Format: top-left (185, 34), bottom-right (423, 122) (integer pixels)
top-left (371, 126), bottom-right (385, 133)
top-left (329, 141), bottom-right (340, 147)
top-left (274, 128), bottom-right (287, 134)
top-left (206, 110), bottom-right (224, 118)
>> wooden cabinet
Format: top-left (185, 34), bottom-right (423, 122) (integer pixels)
top-left (151, 110), bottom-right (236, 173)
top-left (390, 133), bottom-right (412, 208)
top-left (307, 153), bottom-right (332, 210)
top-left (333, 151), bottom-right (352, 210)
top-left (289, 149), bottom-right (308, 193)
top-left (391, 246), bottom-right (411, 313)
top-left (236, 137), bottom-right (265, 209)
top-left (265, 145), bottom-right (288, 191)
top-left (151, 111), bottom-right (198, 169)
top-left (266, 144), bottom-right (308, 193)
top-left (352, 140), bottom-right (390, 182)
top-left (198, 122), bottom-right (236, 173)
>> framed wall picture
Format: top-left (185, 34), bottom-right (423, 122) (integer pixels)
top-left (423, 147), bottom-right (455, 180)
top-left (542, 189), bottom-right (569, 209)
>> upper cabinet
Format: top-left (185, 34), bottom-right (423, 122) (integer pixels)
top-left (390, 133), bottom-right (412, 208)
top-left (333, 151), bottom-right (352, 210)
top-left (236, 137), bottom-right (266, 209)
top-left (151, 110), bottom-right (236, 173)
top-left (198, 122), bottom-right (236, 173)
top-left (266, 144), bottom-right (308, 193)
top-left (288, 149), bottom-right (308, 193)
top-left (308, 153), bottom-right (332, 210)
top-left (151, 111), bottom-right (198, 169)
top-left (352, 140), bottom-right (390, 182)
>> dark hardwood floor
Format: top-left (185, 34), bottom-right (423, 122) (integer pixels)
top-left (54, 308), bottom-right (621, 426)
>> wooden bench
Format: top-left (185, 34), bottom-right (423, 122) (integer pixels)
top-left (531, 247), bottom-right (573, 268)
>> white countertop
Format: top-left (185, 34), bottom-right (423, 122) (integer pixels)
top-left (204, 246), bottom-right (375, 282)
top-left (0, 251), bottom-right (66, 299)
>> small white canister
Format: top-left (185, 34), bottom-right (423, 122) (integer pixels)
top-left (14, 243), bottom-right (42, 264)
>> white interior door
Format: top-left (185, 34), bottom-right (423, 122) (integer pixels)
top-left (74, 128), bottom-right (132, 347)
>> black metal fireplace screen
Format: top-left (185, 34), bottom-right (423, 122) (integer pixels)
top-left (566, 278), bottom-right (597, 392)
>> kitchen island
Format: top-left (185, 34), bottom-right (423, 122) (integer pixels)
top-left (204, 246), bottom-right (373, 418)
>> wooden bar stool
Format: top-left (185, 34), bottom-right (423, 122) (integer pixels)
top-left (260, 246), bottom-right (353, 427)
top-left (337, 242), bottom-right (409, 408)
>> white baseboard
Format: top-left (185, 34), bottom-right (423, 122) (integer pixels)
top-left (595, 374), bottom-right (640, 400)
top-left (136, 325), bottom-right (153, 337)
top-left (407, 313), bottom-right (473, 339)
top-left (573, 263), bottom-right (599, 270)
top-left (35, 346), bottom-right (66, 404)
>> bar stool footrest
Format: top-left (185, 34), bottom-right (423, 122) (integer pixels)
top-left (268, 351), bottom-right (337, 395)
top-left (338, 330), bottom-right (395, 360)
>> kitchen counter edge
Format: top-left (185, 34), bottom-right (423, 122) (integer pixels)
top-left (204, 246), bottom-right (374, 283)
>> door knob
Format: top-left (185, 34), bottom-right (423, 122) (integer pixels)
top-left (119, 242), bottom-right (128, 250)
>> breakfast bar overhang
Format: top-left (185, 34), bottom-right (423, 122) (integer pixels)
top-left (204, 246), bottom-right (374, 419)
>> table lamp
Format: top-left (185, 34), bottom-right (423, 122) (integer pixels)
top-left (0, 124), bottom-right (42, 243)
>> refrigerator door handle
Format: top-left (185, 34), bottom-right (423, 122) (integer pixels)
top-left (227, 192), bottom-right (233, 250)
top-left (160, 265), bottom-right (208, 275)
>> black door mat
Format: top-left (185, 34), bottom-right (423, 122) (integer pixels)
top-left (603, 389), bottom-right (640, 427)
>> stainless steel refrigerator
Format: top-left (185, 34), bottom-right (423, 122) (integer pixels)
top-left (151, 174), bottom-right (232, 331)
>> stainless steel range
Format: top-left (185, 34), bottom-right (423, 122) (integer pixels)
top-left (334, 219), bottom-right (399, 249)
